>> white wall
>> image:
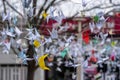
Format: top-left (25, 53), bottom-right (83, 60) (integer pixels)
top-left (0, 47), bottom-right (17, 64)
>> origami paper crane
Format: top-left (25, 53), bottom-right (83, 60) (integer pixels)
top-left (2, 11), bottom-right (11, 22)
top-left (33, 40), bottom-right (41, 48)
top-left (82, 0), bottom-right (87, 7)
top-left (48, 27), bottom-right (58, 39)
top-left (45, 48), bottom-right (50, 53)
top-left (111, 41), bottom-right (117, 47)
top-left (93, 16), bottom-right (99, 22)
top-left (49, 7), bottom-right (56, 18)
top-left (53, 9), bottom-right (65, 25)
top-left (96, 21), bottom-right (103, 30)
top-left (42, 37), bottom-right (52, 45)
top-left (34, 28), bottom-right (41, 39)
top-left (18, 51), bottom-right (33, 65)
top-left (22, 0), bottom-right (32, 8)
top-left (27, 7), bottom-right (34, 17)
top-left (66, 35), bottom-right (75, 43)
top-left (46, 7), bottom-right (56, 23)
top-left (56, 67), bottom-right (62, 72)
top-left (82, 31), bottom-right (90, 44)
top-left (24, 28), bottom-right (36, 40)
top-left (0, 28), bottom-right (7, 40)
top-left (99, 32), bottom-right (108, 45)
top-left (38, 54), bottom-right (50, 70)
top-left (14, 27), bottom-right (22, 37)
top-left (61, 48), bottom-right (68, 58)
top-left (3, 39), bottom-right (11, 51)
top-left (5, 27), bottom-right (15, 37)
top-left (58, 23), bottom-right (69, 32)
top-left (12, 16), bottom-right (18, 25)
top-left (42, 11), bottom-right (49, 20)
top-left (33, 54), bottom-right (39, 66)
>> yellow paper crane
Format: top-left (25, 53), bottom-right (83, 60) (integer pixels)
top-left (38, 54), bottom-right (50, 70)
top-left (109, 29), bottom-right (115, 35)
top-left (42, 11), bottom-right (48, 20)
top-left (33, 40), bottom-right (41, 48)
top-left (111, 41), bottom-right (117, 47)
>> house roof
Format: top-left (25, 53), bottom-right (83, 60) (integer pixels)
top-left (39, 17), bottom-right (91, 35)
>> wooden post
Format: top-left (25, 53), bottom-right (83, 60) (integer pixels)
top-left (76, 21), bottom-right (83, 80)
top-left (39, 45), bottom-right (45, 80)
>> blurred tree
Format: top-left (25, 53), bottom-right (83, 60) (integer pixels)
top-left (1, 0), bottom-right (69, 80)
top-left (1, 0), bottom-right (120, 80)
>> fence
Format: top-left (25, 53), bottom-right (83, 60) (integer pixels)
top-left (0, 64), bottom-right (27, 80)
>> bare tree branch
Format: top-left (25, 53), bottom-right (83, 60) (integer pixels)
top-left (36, 0), bottom-right (48, 20)
top-left (44, 0), bottom-right (56, 13)
top-left (35, 65), bottom-right (39, 70)
top-left (0, 21), bottom-right (4, 25)
top-left (5, 0), bottom-right (23, 17)
top-left (2, 0), bottom-right (7, 14)
top-left (2, 0), bottom-right (10, 27)
top-left (100, 4), bottom-right (120, 9)
top-left (38, 0), bottom-right (56, 25)
top-left (81, 4), bottom-right (120, 12)
top-left (33, 0), bottom-right (37, 15)
top-left (29, 0), bottom-right (48, 27)
top-left (81, 5), bottom-right (101, 12)
top-left (68, 12), bottom-right (80, 20)
top-left (105, 9), bottom-right (115, 16)
top-left (52, 0), bottom-right (69, 6)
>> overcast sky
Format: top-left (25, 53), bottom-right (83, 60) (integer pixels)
top-left (0, 0), bottom-right (120, 17)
